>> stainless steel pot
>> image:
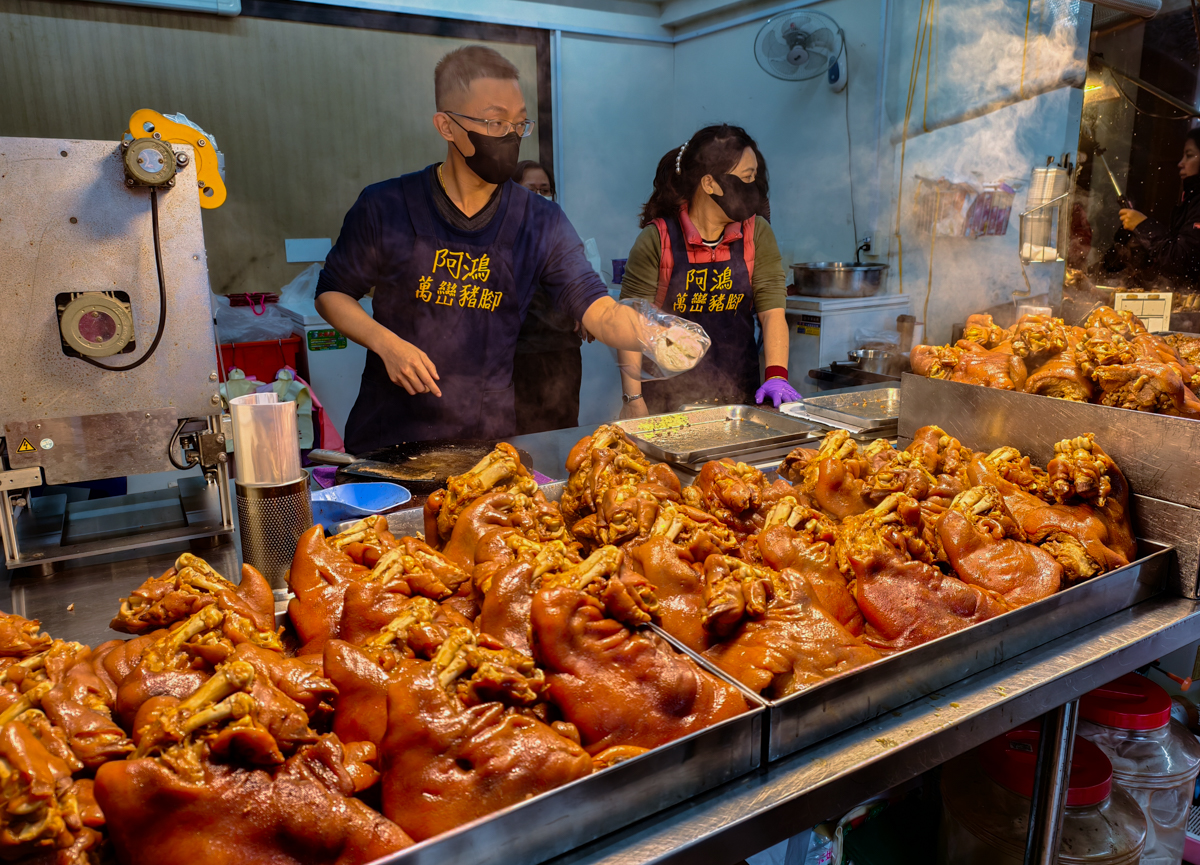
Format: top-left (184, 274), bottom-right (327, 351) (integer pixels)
top-left (791, 262), bottom-right (889, 297)
top-left (847, 349), bottom-right (895, 374)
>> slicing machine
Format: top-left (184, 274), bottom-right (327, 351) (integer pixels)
top-left (0, 127), bottom-right (234, 570)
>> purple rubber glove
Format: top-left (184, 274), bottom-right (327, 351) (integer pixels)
top-left (755, 377), bottom-right (801, 408)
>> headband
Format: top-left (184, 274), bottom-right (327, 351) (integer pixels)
top-left (675, 140), bottom-right (690, 175)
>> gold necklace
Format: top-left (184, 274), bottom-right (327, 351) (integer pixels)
top-left (437, 162), bottom-right (447, 191)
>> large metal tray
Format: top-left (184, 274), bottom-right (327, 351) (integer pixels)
top-left (332, 482), bottom-right (764, 865)
top-left (801, 387), bottom-right (902, 427)
top-left (744, 540), bottom-right (1170, 761)
top-left (375, 699), bottom-right (763, 865)
top-left (897, 372), bottom-right (1200, 596)
top-left (615, 406), bottom-right (822, 465)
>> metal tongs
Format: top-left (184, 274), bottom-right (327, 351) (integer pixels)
top-left (1097, 153), bottom-right (1133, 209)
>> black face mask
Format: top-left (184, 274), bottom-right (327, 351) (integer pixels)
top-left (453, 127), bottom-right (522, 185)
top-left (711, 174), bottom-right (761, 223)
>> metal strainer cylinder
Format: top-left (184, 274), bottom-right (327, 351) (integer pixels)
top-left (236, 476), bottom-right (311, 590)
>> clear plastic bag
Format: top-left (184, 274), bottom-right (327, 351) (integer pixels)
top-left (212, 294), bottom-right (295, 343)
top-left (616, 298), bottom-right (712, 381)
top-left (278, 264), bottom-right (322, 319)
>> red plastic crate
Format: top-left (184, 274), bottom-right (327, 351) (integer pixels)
top-left (217, 337), bottom-right (301, 385)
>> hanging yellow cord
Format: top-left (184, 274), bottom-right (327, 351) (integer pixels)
top-left (923, 188), bottom-right (940, 327)
top-left (894, 0), bottom-right (937, 295)
top-left (1018, 0), bottom-right (1033, 98)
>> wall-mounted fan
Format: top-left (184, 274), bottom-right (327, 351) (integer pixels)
top-left (755, 9), bottom-right (847, 92)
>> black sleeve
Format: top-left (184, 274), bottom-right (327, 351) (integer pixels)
top-left (316, 188), bottom-right (380, 300)
top-left (538, 210), bottom-right (609, 322)
top-left (1135, 210), bottom-right (1200, 284)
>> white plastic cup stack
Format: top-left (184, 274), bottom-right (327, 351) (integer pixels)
top-left (228, 393), bottom-right (302, 485)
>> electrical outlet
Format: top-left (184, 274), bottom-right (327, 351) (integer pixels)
top-left (859, 236), bottom-right (872, 253)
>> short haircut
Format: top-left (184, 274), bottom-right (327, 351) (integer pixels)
top-left (434, 46), bottom-right (520, 111)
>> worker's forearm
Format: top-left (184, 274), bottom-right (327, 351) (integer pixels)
top-left (618, 351), bottom-right (644, 395)
top-left (582, 296), bottom-right (646, 352)
top-left (761, 309), bottom-right (790, 371)
top-left (315, 292), bottom-right (395, 354)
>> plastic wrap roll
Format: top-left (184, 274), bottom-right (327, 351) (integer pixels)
top-left (229, 392), bottom-right (302, 484)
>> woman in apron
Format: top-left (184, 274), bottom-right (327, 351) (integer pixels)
top-left (616, 124), bottom-right (799, 417)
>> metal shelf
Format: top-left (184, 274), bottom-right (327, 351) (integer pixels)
top-left (547, 596), bottom-right (1200, 865)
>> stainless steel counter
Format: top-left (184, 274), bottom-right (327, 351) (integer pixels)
top-left (549, 596), bottom-right (1200, 865)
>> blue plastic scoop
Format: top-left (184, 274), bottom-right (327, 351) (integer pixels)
top-left (310, 482), bottom-right (412, 526)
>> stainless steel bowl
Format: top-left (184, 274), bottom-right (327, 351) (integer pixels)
top-left (792, 262), bottom-right (889, 297)
top-left (847, 349), bottom-right (896, 374)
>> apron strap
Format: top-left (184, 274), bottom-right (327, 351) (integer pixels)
top-left (652, 217), bottom-right (674, 310)
top-left (742, 215), bottom-right (756, 284)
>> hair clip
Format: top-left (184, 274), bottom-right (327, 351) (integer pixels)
top-left (675, 141), bottom-right (690, 175)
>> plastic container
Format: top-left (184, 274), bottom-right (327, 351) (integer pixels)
top-left (310, 482), bottom-right (411, 526)
top-left (217, 336), bottom-right (302, 385)
top-left (1078, 673), bottom-right (1200, 865)
top-left (938, 723), bottom-right (1146, 864)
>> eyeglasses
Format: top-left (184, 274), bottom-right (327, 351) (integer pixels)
top-left (445, 111), bottom-right (535, 139)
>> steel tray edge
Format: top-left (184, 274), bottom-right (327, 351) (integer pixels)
top-left (802, 389), bottom-right (902, 428)
top-left (615, 406), bottom-right (821, 466)
top-left (371, 694), bottom-right (764, 865)
top-left (759, 540), bottom-right (1171, 761)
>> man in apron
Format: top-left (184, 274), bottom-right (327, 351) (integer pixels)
top-left (315, 46), bottom-right (685, 453)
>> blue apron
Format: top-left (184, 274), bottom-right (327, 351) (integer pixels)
top-left (642, 215), bottom-right (759, 413)
top-left (344, 174), bottom-right (528, 453)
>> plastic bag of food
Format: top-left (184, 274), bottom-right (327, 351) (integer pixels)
top-left (616, 298), bottom-right (711, 381)
top-left (279, 263), bottom-right (322, 319)
top-left (211, 294), bottom-right (295, 343)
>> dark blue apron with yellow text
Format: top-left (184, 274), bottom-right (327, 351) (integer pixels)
top-left (344, 174), bottom-right (527, 453)
top-left (642, 217), bottom-right (758, 414)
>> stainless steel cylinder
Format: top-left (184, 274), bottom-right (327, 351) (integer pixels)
top-left (235, 476), bottom-right (311, 590)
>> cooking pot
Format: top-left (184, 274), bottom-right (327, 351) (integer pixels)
top-left (847, 349), bottom-right (896, 375)
top-left (791, 262), bottom-right (888, 297)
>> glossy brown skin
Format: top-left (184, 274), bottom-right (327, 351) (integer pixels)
top-left (850, 543), bottom-right (1011, 651)
top-left (968, 455), bottom-right (1135, 580)
top-left (228, 642), bottom-right (337, 718)
top-left (441, 491), bottom-right (529, 571)
top-left (0, 612), bottom-right (52, 657)
top-left (288, 526), bottom-right (372, 656)
top-left (380, 663), bottom-right (593, 842)
top-left (687, 460), bottom-right (766, 536)
top-left (531, 584), bottom-right (748, 754)
top-left (0, 719), bottom-right (102, 863)
top-left (95, 735), bottom-right (412, 865)
top-left (111, 562), bottom-right (277, 640)
top-left (1084, 305), bottom-right (1146, 338)
top-left (40, 686), bottom-right (134, 770)
top-left (702, 569), bottom-right (879, 697)
top-left (912, 342), bottom-right (1028, 390)
top-left (756, 526), bottom-right (864, 635)
top-left (623, 537), bottom-right (708, 653)
top-left (478, 559), bottom-right (540, 656)
top-left (339, 582), bottom-right (472, 648)
top-left (1092, 361), bottom-right (1200, 418)
top-left (324, 640), bottom-right (399, 749)
top-left (810, 457), bottom-right (870, 519)
top-left (1024, 349), bottom-right (1093, 402)
top-left (936, 504), bottom-right (1062, 607)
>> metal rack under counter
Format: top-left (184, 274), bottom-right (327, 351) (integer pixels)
top-left (547, 596), bottom-right (1200, 865)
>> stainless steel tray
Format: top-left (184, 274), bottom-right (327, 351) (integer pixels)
top-left (376, 698), bottom-right (763, 865)
top-left (746, 540), bottom-right (1168, 761)
top-left (801, 387), bottom-right (902, 427)
top-left (323, 478), bottom-right (765, 865)
top-left (615, 406), bottom-right (822, 465)
top-left (897, 372), bottom-right (1200, 597)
